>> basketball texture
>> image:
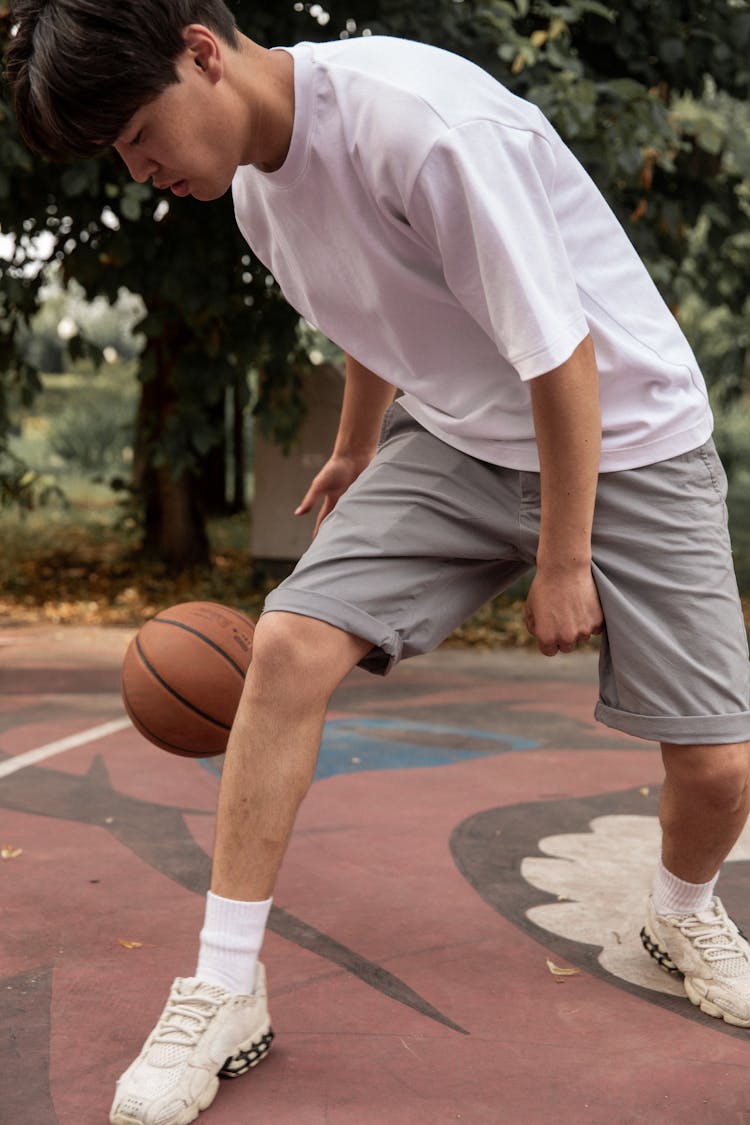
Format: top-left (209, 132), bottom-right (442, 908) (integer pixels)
top-left (121, 601), bottom-right (255, 757)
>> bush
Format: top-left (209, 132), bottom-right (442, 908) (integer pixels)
top-left (0, 449), bottom-right (67, 510)
top-left (712, 399), bottom-right (750, 483)
top-left (48, 388), bottom-right (134, 477)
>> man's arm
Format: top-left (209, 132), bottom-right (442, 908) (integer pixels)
top-left (295, 354), bottom-right (396, 536)
top-left (525, 333), bottom-right (604, 655)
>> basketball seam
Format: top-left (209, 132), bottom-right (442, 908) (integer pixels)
top-left (121, 677), bottom-right (207, 755)
top-left (151, 618), bottom-right (248, 679)
top-left (134, 635), bottom-right (232, 732)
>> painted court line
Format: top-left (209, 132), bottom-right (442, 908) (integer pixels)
top-left (0, 717), bottom-right (131, 779)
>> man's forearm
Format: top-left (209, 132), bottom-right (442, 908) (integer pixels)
top-left (333, 354), bottom-right (396, 460)
top-left (529, 334), bottom-right (601, 571)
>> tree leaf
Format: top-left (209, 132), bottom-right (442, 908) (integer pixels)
top-left (546, 959), bottom-right (581, 977)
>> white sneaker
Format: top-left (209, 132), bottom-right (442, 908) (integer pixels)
top-left (109, 964), bottom-right (273, 1125)
top-left (641, 896), bottom-right (750, 1027)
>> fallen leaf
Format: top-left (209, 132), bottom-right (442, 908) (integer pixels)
top-left (118, 939), bottom-right (143, 950)
top-left (546, 959), bottom-right (581, 978)
top-left (1, 845), bottom-right (23, 860)
top-left (630, 197), bottom-right (648, 223)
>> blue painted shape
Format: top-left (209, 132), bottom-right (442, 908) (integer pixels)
top-left (314, 717), bottom-right (538, 780)
top-left (200, 717), bottom-right (539, 780)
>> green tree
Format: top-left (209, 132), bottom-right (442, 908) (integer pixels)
top-left (0, 2), bottom-right (322, 564)
top-left (1, 0), bottom-right (749, 566)
top-left (489, 0), bottom-right (750, 398)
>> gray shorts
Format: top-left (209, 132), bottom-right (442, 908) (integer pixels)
top-left (264, 403), bottom-right (750, 745)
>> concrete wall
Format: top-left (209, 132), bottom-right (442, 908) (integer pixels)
top-left (252, 363), bottom-right (344, 567)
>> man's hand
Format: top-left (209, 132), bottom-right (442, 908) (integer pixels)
top-left (294, 452), bottom-right (372, 538)
top-left (527, 334), bottom-right (603, 656)
top-left (524, 565), bottom-right (603, 656)
top-left (295, 354), bottom-right (395, 539)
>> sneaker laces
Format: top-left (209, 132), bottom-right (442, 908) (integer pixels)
top-left (674, 909), bottom-right (750, 976)
top-left (149, 983), bottom-right (227, 1063)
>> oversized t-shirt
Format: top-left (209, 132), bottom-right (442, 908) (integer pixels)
top-left (232, 36), bottom-right (712, 472)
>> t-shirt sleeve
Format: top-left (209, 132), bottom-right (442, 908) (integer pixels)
top-left (406, 119), bottom-right (589, 381)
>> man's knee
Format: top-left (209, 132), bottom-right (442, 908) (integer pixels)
top-left (661, 742), bottom-right (750, 814)
top-left (245, 610), bottom-right (372, 705)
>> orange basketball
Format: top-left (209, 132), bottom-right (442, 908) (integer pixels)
top-left (121, 601), bottom-right (254, 757)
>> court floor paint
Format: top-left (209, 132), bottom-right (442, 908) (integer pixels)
top-left (2, 625), bottom-right (749, 1124)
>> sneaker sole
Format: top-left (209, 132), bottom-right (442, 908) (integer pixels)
top-left (683, 977), bottom-right (750, 1028)
top-left (111, 1078), bottom-right (218, 1125)
top-left (639, 925), bottom-right (684, 979)
top-left (110, 1026), bottom-right (274, 1125)
top-left (641, 924), bottom-right (750, 1028)
top-left (219, 1024), bottom-right (274, 1078)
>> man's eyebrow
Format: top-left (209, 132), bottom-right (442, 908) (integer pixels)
top-left (117, 119), bottom-right (143, 146)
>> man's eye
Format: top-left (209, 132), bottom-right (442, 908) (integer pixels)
top-left (132, 130), bottom-right (144, 146)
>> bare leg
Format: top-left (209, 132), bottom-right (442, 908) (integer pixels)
top-left (659, 741), bottom-right (750, 882)
top-left (211, 611), bottom-right (372, 901)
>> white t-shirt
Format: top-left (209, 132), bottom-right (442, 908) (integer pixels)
top-left (232, 36), bottom-right (712, 472)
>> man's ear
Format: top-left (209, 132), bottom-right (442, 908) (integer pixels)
top-left (182, 24), bottom-right (223, 82)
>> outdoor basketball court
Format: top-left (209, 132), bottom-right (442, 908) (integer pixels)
top-left (2, 624), bottom-right (750, 1124)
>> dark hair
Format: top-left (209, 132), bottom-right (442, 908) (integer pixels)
top-left (5, 0), bottom-right (239, 160)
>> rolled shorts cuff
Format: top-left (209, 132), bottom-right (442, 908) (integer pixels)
top-left (595, 701), bottom-right (750, 746)
top-left (262, 588), bottom-right (403, 675)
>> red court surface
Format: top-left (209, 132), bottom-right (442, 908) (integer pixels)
top-left (2, 625), bottom-right (750, 1124)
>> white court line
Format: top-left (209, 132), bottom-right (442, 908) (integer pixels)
top-left (0, 717), bottom-right (132, 779)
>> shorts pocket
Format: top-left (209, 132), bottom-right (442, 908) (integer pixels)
top-left (698, 440), bottom-right (728, 499)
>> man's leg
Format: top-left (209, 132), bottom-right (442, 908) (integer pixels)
top-left (642, 739), bottom-right (750, 1026)
top-left (659, 741), bottom-right (750, 882)
top-left (212, 610), bottom-right (373, 900)
top-left (194, 611), bottom-right (373, 994)
top-left (109, 410), bottom-right (541, 1125)
top-left (110, 612), bottom-right (372, 1125)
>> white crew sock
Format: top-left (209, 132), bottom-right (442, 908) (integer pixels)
top-left (652, 857), bottom-right (718, 916)
top-left (195, 891), bottom-right (273, 995)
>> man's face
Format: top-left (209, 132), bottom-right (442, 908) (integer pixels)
top-left (113, 49), bottom-right (239, 201)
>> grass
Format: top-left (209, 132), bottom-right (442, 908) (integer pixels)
top-left (0, 496), bottom-right (537, 640)
top-left (1, 492), bottom-right (747, 647)
top-left (0, 508), bottom-right (269, 627)
top-left (2, 371), bottom-right (749, 646)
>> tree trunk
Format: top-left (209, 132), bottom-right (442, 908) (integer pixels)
top-left (231, 375), bottom-right (247, 513)
top-left (199, 425), bottom-right (229, 517)
top-left (133, 336), bottom-right (211, 570)
top-left (146, 463), bottom-right (210, 567)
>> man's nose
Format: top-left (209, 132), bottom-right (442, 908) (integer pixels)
top-left (113, 143), bottom-right (155, 184)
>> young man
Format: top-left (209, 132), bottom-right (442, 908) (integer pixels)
top-left (7, 3), bottom-right (750, 1123)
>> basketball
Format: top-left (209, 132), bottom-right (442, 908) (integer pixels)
top-left (121, 601), bottom-right (255, 757)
